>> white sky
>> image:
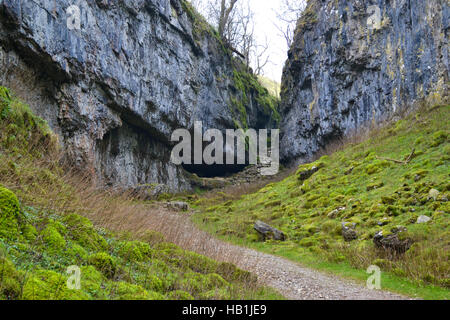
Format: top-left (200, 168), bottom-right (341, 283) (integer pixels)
top-left (246, 0), bottom-right (289, 82)
top-left (191, 0), bottom-right (296, 82)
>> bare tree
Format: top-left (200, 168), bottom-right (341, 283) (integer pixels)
top-left (201, 0), bottom-right (244, 49)
top-left (190, 0), bottom-right (272, 75)
top-left (195, 0), bottom-right (252, 59)
top-left (251, 38), bottom-right (271, 76)
top-left (218, 0), bottom-right (239, 40)
top-left (274, 0), bottom-right (307, 47)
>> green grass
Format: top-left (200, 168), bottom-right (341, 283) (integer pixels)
top-left (0, 201), bottom-right (282, 300)
top-left (258, 76), bottom-right (281, 98)
top-left (191, 215), bottom-right (449, 300)
top-left (0, 86), bottom-right (283, 300)
top-left (192, 103), bottom-right (450, 300)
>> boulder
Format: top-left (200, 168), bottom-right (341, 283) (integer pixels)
top-left (167, 202), bottom-right (189, 212)
top-left (254, 221), bottom-right (286, 241)
top-left (373, 231), bottom-right (413, 254)
top-left (416, 215), bottom-right (432, 224)
top-left (428, 189), bottom-right (440, 201)
top-left (341, 222), bottom-right (357, 242)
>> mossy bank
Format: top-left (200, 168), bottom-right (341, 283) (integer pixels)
top-left (193, 103), bottom-right (450, 300)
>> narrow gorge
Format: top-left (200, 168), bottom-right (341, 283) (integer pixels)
top-left (0, 0), bottom-right (448, 302)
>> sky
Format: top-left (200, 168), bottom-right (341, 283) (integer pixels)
top-left (245, 0), bottom-right (290, 82)
top-left (191, 0), bottom-right (302, 83)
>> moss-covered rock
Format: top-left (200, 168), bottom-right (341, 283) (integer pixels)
top-left (21, 224), bottom-right (38, 242)
top-left (63, 214), bottom-right (107, 251)
top-left (430, 131), bottom-right (448, 147)
top-left (365, 160), bottom-right (391, 175)
top-left (0, 187), bottom-right (22, 241)
top-left (0, 257), bottom-right (23, 299)
top-left (40, 225), bottom-right (66, 253)
top-left (88, 252), bottom-right (116, 278)
top-left (117, 241), bottom-right (153, 262)
top-left (67, 243), bottom-right (89, 262)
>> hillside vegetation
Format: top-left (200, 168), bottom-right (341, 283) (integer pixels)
top-left (193, 103), bottom-right (450, 299)
top-left (0, 87), bottom-right (281, 300)
top-left (258, 76), bottom-right (281, 98)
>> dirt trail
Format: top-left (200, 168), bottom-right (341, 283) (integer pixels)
top-left (131, 204), bottom-right (409, 300)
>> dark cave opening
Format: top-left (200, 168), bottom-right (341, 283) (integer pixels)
top-left (182, 163), bottom-right (247, 178)
top-left (175, 132), bottom-right (255, 178)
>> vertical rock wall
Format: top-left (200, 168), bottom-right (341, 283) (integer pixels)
top-left (281, 0), bottom-right (449, 164)
top-left (0, 0), bottom-right (277, 191)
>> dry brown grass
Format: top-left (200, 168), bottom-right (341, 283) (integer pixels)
top-left (0, 139), bottom-right (254, 270)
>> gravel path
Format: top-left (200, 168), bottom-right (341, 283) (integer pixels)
top-left (230, 247), bottom-right (407, 300)
top-left (135, 205), bottom-right (409, 300)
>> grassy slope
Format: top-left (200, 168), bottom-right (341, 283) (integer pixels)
top-left (193, 104), bottom-right (450, 300)
top-left (0, 87), bottom-right (282, 300)
top-left (258, 76), bottom-right (281, 98)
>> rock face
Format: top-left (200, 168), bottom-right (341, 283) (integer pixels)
top-left (281, 0), bottom-right (449, 164)
top-left (0, 0), bottom-right (276, 191)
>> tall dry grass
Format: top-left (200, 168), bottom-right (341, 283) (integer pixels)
top-left (1, 137), bottom-right (266, 279)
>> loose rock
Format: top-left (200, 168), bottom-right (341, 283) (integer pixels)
top-left (416, 215), bottom-right (432, 224)
top-left (254, 221), bottom-right (286, 241)
top-left (341, 222), bottom-right (357, 242)
top-left (428, 189), bottom-right (440, 201)
top-left (373, 231), bottom-right (413, 254)
top-left (167, 202), bottom-right (189, 212)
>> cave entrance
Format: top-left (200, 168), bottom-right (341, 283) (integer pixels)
top-left (182, 163), bottom-right (247, 178)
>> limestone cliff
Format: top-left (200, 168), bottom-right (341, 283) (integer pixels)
top-left (281, 0), bottom-right (449, 164)
top-left (0, 0), bottom-right (277, 191)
